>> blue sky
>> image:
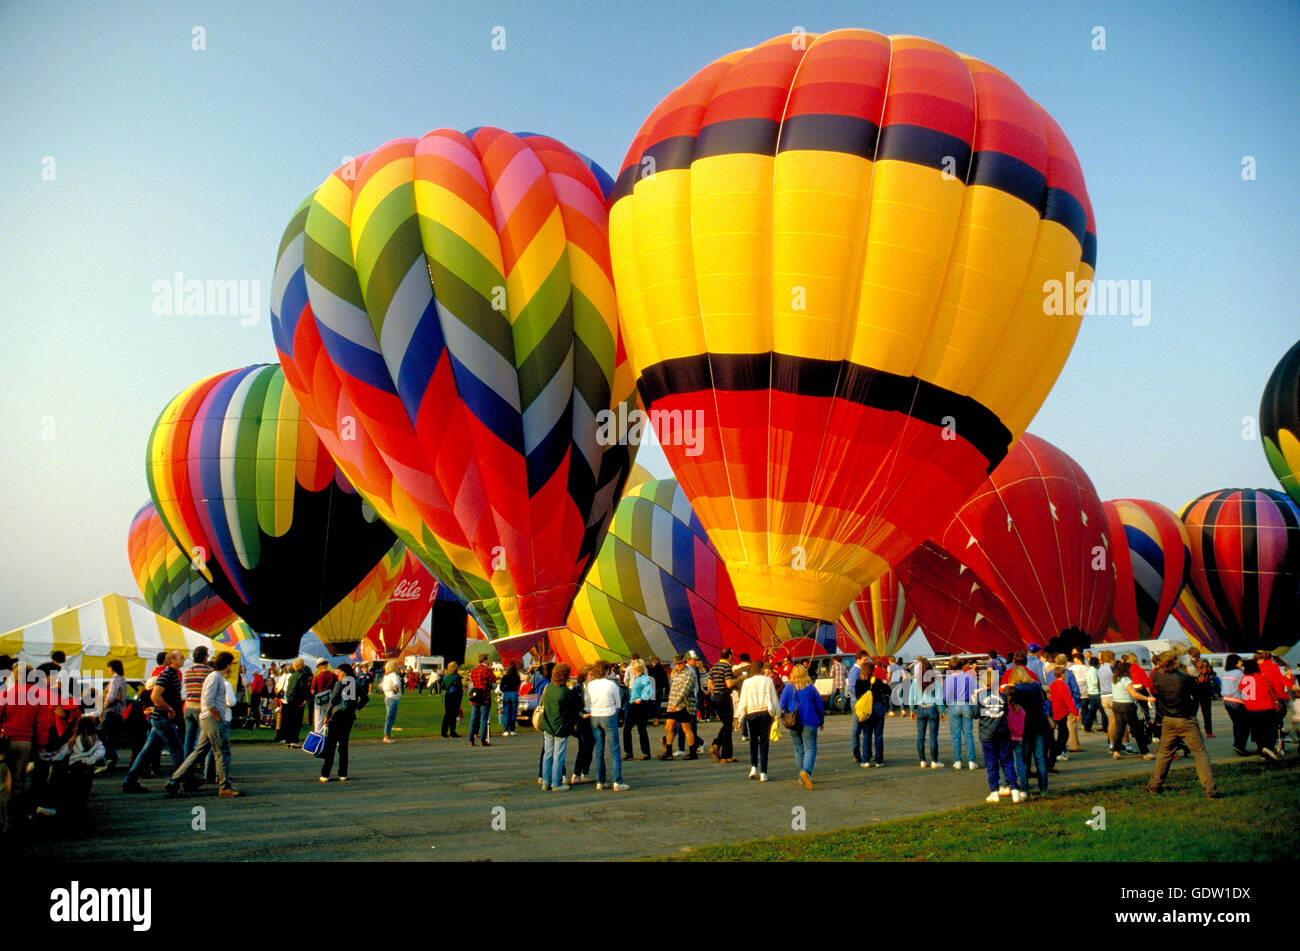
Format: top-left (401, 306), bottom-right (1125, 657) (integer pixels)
top-left (1, 0), bottom-right (1297, 632)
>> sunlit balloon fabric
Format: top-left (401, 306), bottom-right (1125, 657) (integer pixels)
top-left (608, 29), bottom-right (1097, 622)
top-left (363, 550), bottom-right (439, 657)
top-left (933, 434), bottom-right (1114, 646)
top-left (1170, 588), bottom-right (1230, 654)
top-left (1102, 499), bottom-right (1189, 642)
top-left (271, 128), bottom-right (638, 645)
top-left (1261, 338), bottom-right (1300, 505)
top-left (893, 542), bottom-right (1022, 656)
top-left (146, 364), bottom-right (398, 658)
top-left (836, 570), bottom-right (918, 657)
top-left (1180, 488), bottom-right (1300, 654)
top-left (312, 540), bottom-right (405, 655)
top-left (553, 479), bottom-right (775, 667)
top-left (128, 501), bottom-right (237, 638)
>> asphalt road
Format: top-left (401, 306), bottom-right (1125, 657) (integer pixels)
top-left (24, 712), bottom-right (1251, 861)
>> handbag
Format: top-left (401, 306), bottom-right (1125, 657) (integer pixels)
top-left (301, 729), bottom-right (326, 757)
top-left (780, 709), bottom-right (800, 730)
top-left (532, 706), bottom-right (544, 731)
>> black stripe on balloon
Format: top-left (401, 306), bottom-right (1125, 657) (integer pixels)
top-left (1042, 187), bottom-right (1088, 247)
top-left (636, 352), bottom-right (1012, 472)
top-left (777, 113), bottom-right (879, 158)
top-left (876, 123), bottom-right (972, 178)
top-left (610, 134), bottom-right (696, 204)
top-left (1195, 494), bottom-right (1238, 650)
top-left (1266, 491), bottom-right (1300, 650)
top-left (970, 150), bottom-right (1045, 210)
top-left (1082, 231), bottom-right (1098, 271)
top-left (695, 117), bottom-right (782, 159)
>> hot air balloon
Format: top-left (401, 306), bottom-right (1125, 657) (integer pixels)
top-left (1170, 588), bottom-right (1230, 654)
top-left (363, 550), bottom-right (439, 658)
top-left (1101, 499), bottom-right (1190, 643)
top-left (146, 364), bottom-right (398, 658)
top-left (1261, 338), bottom-right (1300, 505)
top-left (127, 501), bottom-right (238, 637)
top-left (311, 540), bottom-right (406, 655)
top-left (836, 570), bottom-right (919, 657)
top-left (1180, 489), bottom-right (1300, 654)
top-left (608, 29), bottom-right (1096, 622)
top-left (552, 479), bottom-right (779, 668)
top-left (893, 542), bottom-right (1022, 655)
top-left (931, 433), bottom-right (1115, 647)
top-left (271, 128), bottom-right (638, 652)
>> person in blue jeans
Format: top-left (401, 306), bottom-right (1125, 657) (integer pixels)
top-left (584, 661), bottom-right (628, 790)
top-left (122, 651), bottom-right (187, 793)
top-left (944, 658), bottom-right (978, 768)
top-left (779, 664), bottom-right (825, 790)
top-left (863, 659), bottom-right (890, 766)
top-left (847, 652), bottom-right (872, 762)
top-left (538, 663), bottom-right (579, 790)
top-left (498, 661), bottom-right (521, 736)
top-left (1008, 668), bottom-right (1051, 794)
top-left (978, 684), bottom-right (1021, 802)
top-left (910, 657), bottom-right (946, 768)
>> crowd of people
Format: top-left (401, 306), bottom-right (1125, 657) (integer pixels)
top-left (1, 640), bottom-right (1296, 840)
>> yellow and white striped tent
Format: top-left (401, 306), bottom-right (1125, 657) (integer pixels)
top-left (0, 593), bottom-right (233, 684)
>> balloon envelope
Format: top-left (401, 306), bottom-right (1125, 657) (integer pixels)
top-left (609, 28), bottom-right (1097, 622)
top-left (1102, 499), bottom-right (1189, 642)
top-left (1180, 488), bottom-right (1300, 654)
top-left (836, 570), bottom-right (919, 657)
top-left (1261, 338), bottom-right (1300, 505)
top-left (311, 540), bottom-right (406, 655)
top-left (128, 501), bottom-right (238, 637)
top-left (272, 128), bottom-right (638, 645)
top-left (363, 550), bottom-right (439, 658)
top-left (932, 433), bottom-right (1115, 646)
top-left (146, 364), bottom-right (397, 658)
top-left (893, 542), bottom-right (1022, 656)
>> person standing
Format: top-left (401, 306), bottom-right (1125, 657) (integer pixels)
top-left (499, 661), bottom-right (521, 736)
top-left (539, 663), bottom-right (579, 791)
top-left (779, 664), bottom-right (824, 790)
top-left (1081, 658), bottom-right (1103, 734)
top-left (944, 658), bottom-right (978, 769)
top-left (708, 649), bottom-right (737, 763)
top-left (310, 660), bottom-right (336, 733)
top-left (828, 656), bottom-right (848, 714)
top-left (467, 654), bottom-right (496, 747)
top-left (847, 651), bottom-right (872, 764)
top-left (1025, 645), bottom-right (1046, 682)
top-left (1240, 659), bottom-right (1283, 761)
top-left (911, 657), bottom-right (946, 769)
top-left (122, 650), bottom-right (187, 793)
top-left (1006, 666), bottom-right (1051, 796)
top-left (166, 652), bottom-right (243, 798)
top-left (737, 659), bottom-right (781, 782)
top-left (1147, 652), bottom-right (1218, 797)
top-left (625, 661), bottom-right (654, 760)
top-left (439, 662), bottom-right (463, 738)
top-left (1110, 661), bottom-right (1155, 760)
top-left (0, 665), bottom-right (54, 832)
top-left (1047, 665), bottom-right (1079, 770)
top-left (1219, 654), bottom-right (1250, 754)
top-left (98, 659), bottom-right (128, 773)
top-left (319, 663), bottom-right (360, 782)
top-left (275, 659), bottom-right (310, 748)
top-left (584, 661), bottom-right (628, 791)
top-left (181, 646), bottom-right (213, 758)
top-left (381, 661), bottom-right (402, 744)
top-left (977, 681), bottom-right (1019, 803)
top-left (888, 657), bottom-right (904, 716)
top-left (658, 655), bottom-right (699, 760)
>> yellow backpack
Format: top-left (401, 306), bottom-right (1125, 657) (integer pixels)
top-left (854, 682), bottom-right (874, 721)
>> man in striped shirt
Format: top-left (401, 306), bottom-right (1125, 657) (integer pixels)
top-left (708, 649), bottom-right (737, 763)
top-left (182, 647), bottom-right (213, 759)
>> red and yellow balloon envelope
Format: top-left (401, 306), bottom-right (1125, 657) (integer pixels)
top-left (1180, 489), bottom-right (1300, 654)
top-left (271, 128), bottom-right (637, 651)
top-left (1261, 338), bottom-right (1300, 505)
top-left (127, 501), bottom-right (237, 637)
top-left (893, 542), bottom-right (1023, 656)
top-left (1101, 499), bottom-right (1191, 643)
top-left (363, 550), bottom-right (439, 658)
top-left (835, 570), bottom-right (918, 657)
top-left (608, 29), bottom-right (1096, 622)
top-left (552, 479), bottom-right (777, 668)
top-left (311, 540), bottom-right (406, 656)
top-left (931, 433), bottom-right (1115, 647)
top-left (146, 364), bottom-right (397, 658)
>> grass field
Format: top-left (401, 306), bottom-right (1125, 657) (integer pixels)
top-left (667, 758), bottom-right (1300, 862)
top-left (230, 688), bottom-right (529, 743)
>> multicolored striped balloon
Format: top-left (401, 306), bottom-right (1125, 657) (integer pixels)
top-left (1180, 488), bottom-right (1300, 654)
top-left (272, 128), bottom-right (638, 649)
top-left (311, 540), bottom-right (405, 655)
top-left (127, 500), bottom-right (238, 637)
top-left (893, 542), bottom-right (1023, 656)
top-left (1102, 499), bottom-right (1190, 642)
top-left (1170, 587), bottom-right (1230, 653)
top-left (146, 364), bottom-right (398, 658)
top-left (1261, 338), bottom-right (1300, 505)
top-left (932, 433), bottom-right (1115, 646)
top-left (553, 479), bottom-right (777, 668)
top-left (836, 570), bottom-right (918, 657)
top-left (609, 29), bottom-right (1096, 623)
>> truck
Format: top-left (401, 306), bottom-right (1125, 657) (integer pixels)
top-left (404, 655), bottom-right (445, 677)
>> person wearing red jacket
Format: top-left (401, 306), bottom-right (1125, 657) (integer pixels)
top-left (1047, 666), bottom-right (1079, 772)
top-left (1126, 655), bottom-right (1156, 729)
top-left (1, 667), bottom-right (55, 834)
top-left (1240, 658), bottom-right (1283, 760)
top-left (1257, 652), bottom-right (1289, 746)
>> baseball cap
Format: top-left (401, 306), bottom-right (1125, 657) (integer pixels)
top-left (1027, 644), bottom-right (1041, 652)
top-left (686, 650), bottom-right (701, 660)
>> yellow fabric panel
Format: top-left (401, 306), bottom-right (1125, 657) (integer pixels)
top-left (414, 179), bottom-right (506, 276)
top-left (849, 161), bottom-right (967, 374)
top-left (102, 595), bottom-right (135, 657)
top-left (314, 169), bottom-right (357, 225)
top-left (82, 655), bottom-right (146, 682)
top-left (609, 168), bottom-right (707, 371)
top-left (51, 607), bottom-right (83, 659)
top-left (156, 614), bottom-right (190, 652)
top-left (913, 186), bottom-right (1041, 395)
top-left (689, 153), bottom-right (773, 354)
top-left (350, 152), bottom-right (414, 267)
top-left (506, 208), bottom-right (567, 330)
top-left (771, 149), bottom-right (874, 361)
top-left (271, 388), bottom-right (297, 537)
